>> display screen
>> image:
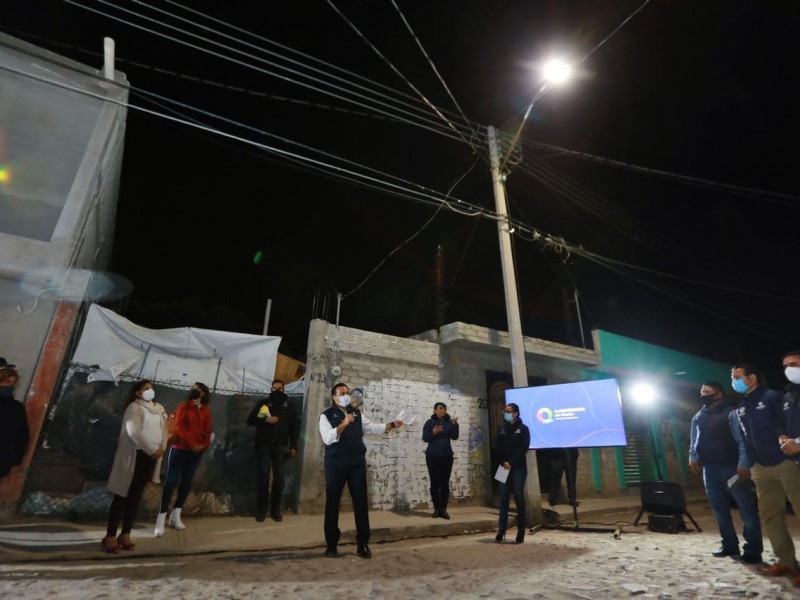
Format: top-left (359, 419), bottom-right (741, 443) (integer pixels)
top-left (505, 378), bottom-right (627, 449)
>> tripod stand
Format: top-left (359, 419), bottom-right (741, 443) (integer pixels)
top-left (534, 447), bottom-right (618, 534)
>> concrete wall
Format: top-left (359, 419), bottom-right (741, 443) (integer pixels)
top-left (297, 319), bottom-right (602, 517)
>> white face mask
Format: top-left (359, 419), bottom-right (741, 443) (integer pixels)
top-left (337, 394), bottom-right (351, 408)
top-left (785, 366), bottom-right (800, 385)
top-left (141, 388), bottom-right (155, 401)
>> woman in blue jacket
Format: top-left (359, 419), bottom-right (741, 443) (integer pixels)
top-left (422, 402), bottom-right (459, 519)
top-left (495, 402), bottom-right (530, 544)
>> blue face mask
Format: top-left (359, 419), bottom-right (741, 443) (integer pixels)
top-left (503, 412), bottom-right (514, 423)
top-left (732, 378), bottom-right (749, 394)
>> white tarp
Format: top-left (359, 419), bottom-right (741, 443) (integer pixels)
top-left (71, 304), bottom-right (281, 394)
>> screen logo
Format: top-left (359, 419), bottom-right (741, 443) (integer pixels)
top-left (536, 407), bottom-right (554, 424)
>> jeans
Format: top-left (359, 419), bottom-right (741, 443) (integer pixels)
top-left (160, 446), bottom-right (203, 512)
top-left (324, 461), bottom-right (370, 547)
top-left (255, 444), bottom-right (288, 515)
top-left (498, 466), bottom-right (527, 533)
top-left (703, 463), bottom-right (762, 556)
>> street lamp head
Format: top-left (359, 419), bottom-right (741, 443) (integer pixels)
top-left (541, 59), bottom-right (572, 85)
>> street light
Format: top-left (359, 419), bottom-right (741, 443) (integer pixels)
top-left (488, 58), bottom-right (574, 388)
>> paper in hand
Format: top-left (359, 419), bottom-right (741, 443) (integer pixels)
top-left (494, 465), bottom-right (509, 484)
top-left (727, 474), bottom-right (745, 490)
top-left (395, 409), bottom-right (418, 425)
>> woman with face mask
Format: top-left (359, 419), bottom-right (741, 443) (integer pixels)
top-left (495, 402), bottom-right (531, 544)
top-left (102, 380), bottom-right (168, 553)
top-left (422, 402), bottom-right (459, 519)
top-left (154, 382), bottom-right (213, 537)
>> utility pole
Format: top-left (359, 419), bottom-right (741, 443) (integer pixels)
top-left (488, 125), bottom-right (542, 526)
top-left (487, 125), bottom-right (527, 388)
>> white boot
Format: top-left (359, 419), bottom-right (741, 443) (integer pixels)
top-left (169, 507), bottom-right (186, 530)
top-left (154, 512), bottom-right (167, 537)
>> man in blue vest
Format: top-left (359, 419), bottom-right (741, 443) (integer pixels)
top-left (769, 351), bottom-right (800, 586)
top-left (689, 381), bottom-right (762, 563)
top-left (318, 382), bottom-right (403, 559)
top-left (732, 363), bottom-right (800, 580)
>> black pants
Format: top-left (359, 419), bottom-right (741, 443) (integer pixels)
top-left (107, 450), bottom-right (156, 536)
top-left (255, 444), bottom-right (288, 516)
top-left (324, 461), bottom-right (369, 548)
top-left (546, 449), bottom-right (578, 505)
top-left (426, 454), bottom-right (454, 511)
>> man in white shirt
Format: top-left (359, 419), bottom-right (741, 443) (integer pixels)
top-left (318, 382), bottom-right (402, 559)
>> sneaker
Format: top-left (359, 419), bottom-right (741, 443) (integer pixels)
top-left (324, 546), bottom-right (338, 557)
top-left (712, 547), bottom-right (740, 558)
top-left (356, 543), bottom-right (372, 559)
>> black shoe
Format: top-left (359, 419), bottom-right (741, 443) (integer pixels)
top-left (495, 531), bottom-right (505, 543)
top-left (712, 547), bottom-right (740, 558)
top-left (324, 546), bottom-right (338, 557)
top-left (431, 509), bottom-right (440, 518)
top-left (255, 514), bottom-right (266, 523)
top-left (737, 553), bottom-right (763, 564)
top-left (440, 510), bottom-right (450, 520)
top-left (271, 512), bottom-right (283, 522)
top-left (357, 543), bottom-right (372, 559)
top-left (515, 531), bottom-right (525, 544)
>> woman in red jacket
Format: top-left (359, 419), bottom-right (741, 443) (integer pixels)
top-left (154, 382), bottom-right (213, 537)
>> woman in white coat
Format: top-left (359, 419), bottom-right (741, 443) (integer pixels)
top-left (101, 380), bottom-right (167, 553)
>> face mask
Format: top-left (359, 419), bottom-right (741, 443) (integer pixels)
top-left (503, 412), bottom-right (514, 423)
top-left (786, 367), bottom-right (800, 385)
top-left (700, 393), bottom-right (716, 402)
top-left (731, 378), bottom-right (749, 394)
top-left (0, 385), bottom-right (14, 397)
top-left (188, 389), bottom-right (202, 400)
top-left (141, 388), bottom-right (156, 401)
top-left (337, 394), bottom-right (351, 408)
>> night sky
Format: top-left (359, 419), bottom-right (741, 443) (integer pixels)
top-left (3, 1), bottom-right (799, 384)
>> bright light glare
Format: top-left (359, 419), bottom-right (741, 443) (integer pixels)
top-left (542, 59), bottom-right (572, 84)
top-left (630, 383), bottom-right (656, 406)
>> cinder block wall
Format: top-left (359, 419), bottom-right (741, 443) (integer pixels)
top-left (297, 319), bottom-right (605, 515)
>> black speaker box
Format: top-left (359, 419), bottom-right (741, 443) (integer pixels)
top-left (633, 480), bottom-right (702, 532)
top-left (647, 514), bottom-right (686, 534)
top-left (640, 481), bottom-right (687, 514)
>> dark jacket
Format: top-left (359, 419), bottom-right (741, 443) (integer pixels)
top-left (496, 418), bottom-right (530, 469)
top-left (247, 390), bottom-right (300, 450)
top-left (782, 383), bottom-right (800, 438)
top-left (691, 399), bottom-right (739, 466)
top-left (422, 415), bottom-right (459, 457)
top-left (734, 386), bottom-right (786, 467)
top-left (0, 392), bottom-right (29, 478)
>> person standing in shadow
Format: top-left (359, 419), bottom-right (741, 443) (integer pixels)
top-left (540, 447), bottom-right (579, 507)
top-left (422, 402), bottom-right (459, 519)
top-left (495, 402), bottom-right (530, 544)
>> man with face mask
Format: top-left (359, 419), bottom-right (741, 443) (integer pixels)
top-left (318, 382), bottom-right (403, 559)
top-left (731, 363), bottom-right (800, 581)
top-left (247, 379), bottom-right (300, 523)
top-left (0, 366), bottom-right (29, 480)
top-left (689, 381), bottom-right (762, 563)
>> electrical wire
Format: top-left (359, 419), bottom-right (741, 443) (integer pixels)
top-left (327, 0), bottom-right (476, 151)
top-left (340, 156), bottom-right (481, 300)
top-left (522, 137), bottom-right (800, 207)
top-left (65, 0), bottom-right (480, 145)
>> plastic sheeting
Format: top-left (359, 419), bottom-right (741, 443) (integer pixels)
top-left (72, 304), bottom-right (281, 393)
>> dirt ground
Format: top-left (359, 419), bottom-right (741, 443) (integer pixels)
top-left (2, 504), bottom-right (800, 599)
